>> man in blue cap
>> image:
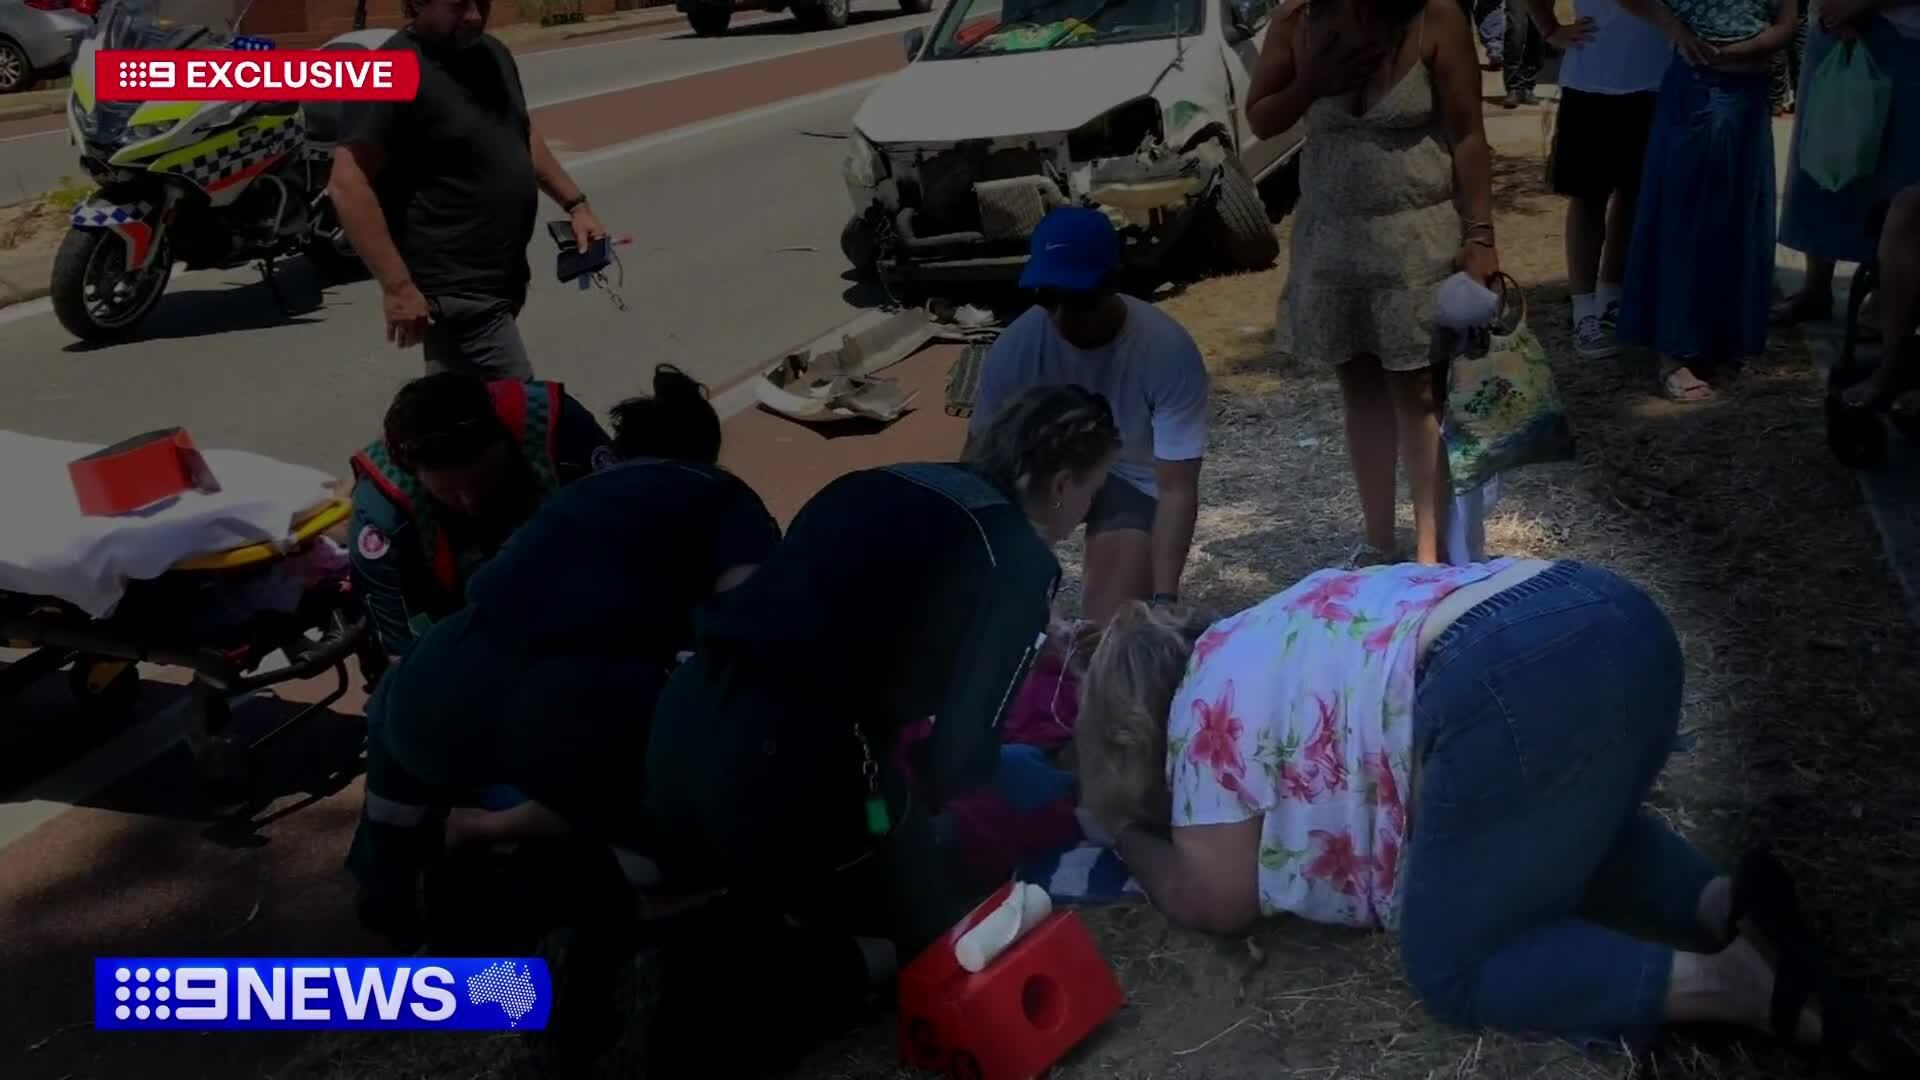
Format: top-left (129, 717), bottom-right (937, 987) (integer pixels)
top-left (968, 206), bottom-right (1209, 622)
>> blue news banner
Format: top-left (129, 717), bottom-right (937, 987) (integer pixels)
top-left (94, 958), bottom-right (552, 1031)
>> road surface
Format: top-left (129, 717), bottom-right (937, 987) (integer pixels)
top-left (0, 4), bottom-right (923, 202)
top-left (0, 10), bottom-right (925, 472)
top-left (0, 16), bottom-right (937, 1078)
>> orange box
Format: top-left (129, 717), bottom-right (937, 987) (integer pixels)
top-left (68, 428), bottom-right (219, 517)
top-left (899, 883), bottom-right (1124, 1080)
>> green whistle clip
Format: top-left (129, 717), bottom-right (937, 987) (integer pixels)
top-left (865, 794), bottom-right (891, 837)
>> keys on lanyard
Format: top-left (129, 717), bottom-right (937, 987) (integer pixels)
top-left (854, 724), bottom-right (890, 838)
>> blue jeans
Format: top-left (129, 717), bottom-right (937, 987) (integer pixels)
top-left (1398, 562), bottom-right (1719, 1050)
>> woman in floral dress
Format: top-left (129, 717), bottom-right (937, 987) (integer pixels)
top-left (1074, 559), bottom-right (1912, 1066)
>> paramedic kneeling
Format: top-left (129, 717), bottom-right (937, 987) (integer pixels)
top-left (348, 372), bottom-right (609, 662)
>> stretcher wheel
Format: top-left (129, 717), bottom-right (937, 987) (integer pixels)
top-left (68, 659), bottom-right (140, 718)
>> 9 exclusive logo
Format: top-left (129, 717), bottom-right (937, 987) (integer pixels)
top-left (95, 50), bottom-right (421, 102)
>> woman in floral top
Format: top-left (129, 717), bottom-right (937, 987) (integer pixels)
top-left (1076, 560), bottom-right (1911, 1067)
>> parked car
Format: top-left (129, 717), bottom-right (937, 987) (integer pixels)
top-left (678, 0), bottom-right (930, 36)
top-left (0, 0), bottom-right (92, 94)
top-left (839, 0), bottom-right (1307, 289)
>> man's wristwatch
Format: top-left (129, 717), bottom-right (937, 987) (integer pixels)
top-left (562, 194), bottom-right (589, 213)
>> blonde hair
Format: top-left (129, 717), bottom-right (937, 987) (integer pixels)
top-left (1075, 601), bottom-right (1217, 830)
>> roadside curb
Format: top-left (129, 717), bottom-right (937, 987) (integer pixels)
top-left (0, 252), bottom-right (57, 312)
top-left (0, 101), bottom-right (63, 124)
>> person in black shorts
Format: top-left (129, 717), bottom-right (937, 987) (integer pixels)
top-left (1527, 0), bottom-right (1673, 360)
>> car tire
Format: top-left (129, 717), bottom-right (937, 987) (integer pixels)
top-left (840, 216), bottom-right (879, 279)
top-left (795, 0), bottom-right (850, 29)
top-left (1210, 157), bottom-right (1279, 271)
top-left (0, 37), bottom-right (31, 95)
top-left (687, 5), bottom-right (732, 34)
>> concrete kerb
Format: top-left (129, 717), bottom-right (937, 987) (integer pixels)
top-left (0, 250), bottom-right (57, 311)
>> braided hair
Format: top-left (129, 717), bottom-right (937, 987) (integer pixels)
top-left (964, 385), bottom-right (1122, 505)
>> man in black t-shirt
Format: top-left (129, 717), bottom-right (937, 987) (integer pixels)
top-left (327, 0), bottom-right (605, 378)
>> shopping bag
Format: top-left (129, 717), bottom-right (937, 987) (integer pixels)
top-left (1799, 41), bottom-right (1892, 194)
top-left (1443, 274), bottom-right (1574, 495)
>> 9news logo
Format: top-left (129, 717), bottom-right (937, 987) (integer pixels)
top-left (95, 958), bottom-right (551, 1031)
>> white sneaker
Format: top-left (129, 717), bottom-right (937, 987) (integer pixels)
top-left (1575, 313), bottom-right (1619, 360)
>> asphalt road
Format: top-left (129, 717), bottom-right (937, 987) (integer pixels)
top-left (0, 18), bottom-right (924, 474)
top-left (0, 3), bottom-right (925, 203)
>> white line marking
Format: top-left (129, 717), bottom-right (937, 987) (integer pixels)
top-left (527, 17), bottom-right (923, 109)
top-left (564, 75), bottom-right (882, 170)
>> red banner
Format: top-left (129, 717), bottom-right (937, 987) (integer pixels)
top-left (95, 50), bottom-right (421, 102)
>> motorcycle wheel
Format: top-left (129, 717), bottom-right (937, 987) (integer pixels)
top-left (51, 228), bottom-right (174, 344)
top-left (305, 233), bottom-right (366, 282)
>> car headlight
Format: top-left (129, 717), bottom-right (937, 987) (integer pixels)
top-left (842, 132), bottom-right (887, 190)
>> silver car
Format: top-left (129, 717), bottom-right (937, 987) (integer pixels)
top-left (0, 0), bottom-right (92, 94)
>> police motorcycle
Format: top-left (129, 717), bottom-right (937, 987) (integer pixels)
top-left (54, 0), bottom-right (384, 343)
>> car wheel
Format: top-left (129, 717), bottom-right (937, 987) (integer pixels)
top-left (0, 38), bottom-right (31, 94)
top-left (796, 0), bottom-right (850, 29)
top-left (840, 216), bottom-right (880, 280)
top-left (1210, 156), bottom-right (1280, 271)
top-left (687, 5), bottom-right (732, 34)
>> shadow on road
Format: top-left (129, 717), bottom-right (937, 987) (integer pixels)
top-left (58, 265), bottom-right (340, 353)
top-left (1, 666), bottom-right (367, 835)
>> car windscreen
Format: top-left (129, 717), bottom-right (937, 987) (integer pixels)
top-left (923, 0), bottom-right (1205, 60)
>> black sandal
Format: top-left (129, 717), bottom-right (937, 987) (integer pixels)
top-left (1726, 849), bottom-right (1920, 1075)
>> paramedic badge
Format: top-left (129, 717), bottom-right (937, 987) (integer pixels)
top-left (357, 526), bottom-right (391, 561)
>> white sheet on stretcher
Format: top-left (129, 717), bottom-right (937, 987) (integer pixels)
top-left (0, 431), bottom-right (339, 619)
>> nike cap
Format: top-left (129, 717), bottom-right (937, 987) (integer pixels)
top-left (1019, 206), bottom-right (1121, 292)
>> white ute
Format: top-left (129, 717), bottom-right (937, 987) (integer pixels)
top-left (839, 0), bottom-right (1306, 288)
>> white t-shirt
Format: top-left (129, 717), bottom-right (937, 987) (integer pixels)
top-left (1558, 0), bottom-right (1674, 95)
top-left (970, 296), bottom-right (1209, 499)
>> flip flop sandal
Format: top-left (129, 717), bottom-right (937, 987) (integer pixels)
top-left (1726, 850), bottom-right (1920, 1075)
top-left (1661, 366), bottom-right (1715, 403)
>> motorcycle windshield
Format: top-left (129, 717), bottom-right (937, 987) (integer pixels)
top-left (81, 0), bottom-right (229, 152)
top-left (94, 0), bottom-right (224, 51)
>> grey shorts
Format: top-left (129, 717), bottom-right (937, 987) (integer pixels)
top-left (1085, 475), bottom-right (1156, 536)
top-left (423, 292), bottom-right (533, 380)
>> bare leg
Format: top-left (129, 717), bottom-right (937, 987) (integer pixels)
top-left (1385, 366), bottom-right (1448, 564)
top-left (1337, 356), bottom-right (1399, 555)
top-left (1565, 196), bottom-right (1607, 297)
top-left (1775, 255), bottom-right (1837, 323)
top-left (1600, 188), bottom-right (1637, 290)
top-left (1081, 529), bottom-right (1154, 624)
top-left (1843, 188), bottom-right (1920, 407)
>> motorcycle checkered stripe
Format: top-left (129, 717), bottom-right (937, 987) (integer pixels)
top-left (71, 201), bottom-right (154, 227)
top-left (166, 119), bottom-right (302, 189)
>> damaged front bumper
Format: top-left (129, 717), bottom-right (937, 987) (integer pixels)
top-left (847, 138), bottom-right (1224, 283)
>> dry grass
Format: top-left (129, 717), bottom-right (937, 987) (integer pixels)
top-left (0, 178), bottom-right (90, 254)
top-left (275, 124), bottom-right (1920, 1080)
